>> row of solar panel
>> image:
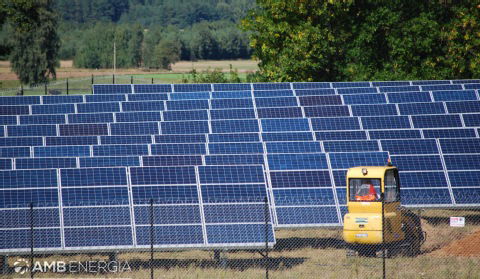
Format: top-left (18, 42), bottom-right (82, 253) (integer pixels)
top-left (2, 99), bottom-right (480, 116)
top-left (91, 81), bottom-right (480, 94)
top-left (0, 137), bottom-right (478, 157)
top-left (1, 118), bottom-right (479, 141)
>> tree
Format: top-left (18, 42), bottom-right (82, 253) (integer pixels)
top-left (3, 0), bottom-right (60, 86)
top-left (152, 37), bottom-right (181, 70)
top-left (242, 0), bottom-right (480, 82)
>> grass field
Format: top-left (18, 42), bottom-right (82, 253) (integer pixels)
top-left (2, 209), bottom-right (479, 279)
top-left (0, 60), bottom-right (258, 91)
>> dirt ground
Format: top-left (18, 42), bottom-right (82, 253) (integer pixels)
top-left (429, 229), bottom-right (480, 257)
top-left (0, 60), bottom-right (258, 81)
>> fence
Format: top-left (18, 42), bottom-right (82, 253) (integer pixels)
top-left (0, 196), bottom-right (479, 279)
top-left (0, 75), bottom-right (177, 97)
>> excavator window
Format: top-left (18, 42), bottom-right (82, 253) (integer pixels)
top-left (384, 169), bottom-right (400, 202)
top-left (349, 178), bottom-right (381, 201)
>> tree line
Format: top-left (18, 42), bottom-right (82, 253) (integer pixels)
top-left (242, 0), bottom-right (480, 82)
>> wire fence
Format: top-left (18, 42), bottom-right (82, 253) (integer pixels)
top-left (1, 198), bottom-right (479, 279)
top-left (0, 75), bottom-right (177, 96)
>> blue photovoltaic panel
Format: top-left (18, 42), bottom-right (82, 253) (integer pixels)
top-left (162, 121), bottom-right (209, 134)
top-left (323, 140), bottom-right (379, 152)
top-left (304, 106), bottom-right (350, 117)
top-left (142, 156), bottom-right (203, 166)
top-left (270, 171), bottom-right (331, 188)
top-left (440, 138), bottom-right (480, 154)
top-left (444, 155), bottom-right (480, 170)
top-left (381, 139), bottom-right (438, 154)
top-left (433, 90), bottom-right (477, 101)
top-left (453, 188), bottom-right (480, 205)
top-left (59, 124), bottom-right (108, 136)
top-left (449, 171), bottom-right (480, 187)
top-left (0, 159), bottom-right (12, 169)
top-left (268, 153), bottom-right (328, 170)
top-left (86, 94), bottom-right (126, 103)
top-left (212, 91), bottom-right (251, 99)
top-left (156, 134), bottom-right (206, 144)
top-left (257, 107), bottom-right (303, 118)
top-left (163, 110), bottom-right (208, 121)
top-left (211, 98), bottom-right (253, 109)
top-left (379, 86), bottom-right (420, 92)
top-left (0, 116), bottom-right (17, 125)
top-left (32, 104), bottom-right (75, 115)
top-left (351, 104), bottom-right (397, 116)
top-left (68, 113), bottom-right (114, 124)
top-left (167, 100), bottom-right (209, 111)
top-left (121, 101), bottom-right (164, 112)
top-left (0, 137), bottom-right (42, 147)
top-left (16, 158), bottom-right (76, 169)
top-left (211, 119), bottom-right (259, 133)
top-left (262, 132), bottom-right (313, 142)
top-left (261, 118), bottom-right (309, 132)
top-left (400, 172), bottom-right (448, 188)
top-left (390, 155), bottom-right (443, 171)
top-left (446, 101), bottom-right (480, 113)
top-left (77, 102), bottom-right (120, 113)
top-left (111, 122), bottom-right (159, 135)
top-left (299, 96), bottom-right (342, 106)
top-left (463, 114), bottom-right (480, 126)
top-left (173, 84), bottom-right (211, 93)
top-left (0, 169), bottom-right (57, 188)
top-left (253, 83), bottom-right (290, 90)
top-left (369, 130), bottom-right (421, 139)
top-left (199, 165), bottom-right (264, 184)
top-left (266, 142), bottom-right (320, 153)
top-left (116, 111), bottom-right (162, 122)
top-left (256, 97), bottom-right (298, 108)
top-left (8, 125), bottom-right (57, 137)
top-left (131, 166), bottom-right (196, 185)
top-left (337, 87), bottom-right (377, 94)
top-left (0, 106), bottom-right (29, 115)
top-left (401, 189), bottom-right (452, 205)
top-left (0, 147), bottom-right (30, 158)
top-left (292, 82), bottom-right (330, 89)
top-left (134, 84), bottom-right (171, 93)
top-left (343, 94), bottom-right (386, 104)
top-left (209, 133), bottom-right (259, 143)
top-left (93, 144), bottom-right (149, 156)
top-left (20, 115), bottom-right (66, 125)
top-left (387, 92), bottom-right (432, 103)
top-left (412, 80), bottom-right (451, 85)
top-left (170, 92), bottom-right (210, 100)
top-left (0, 96), bottom-right (40, 105)
top-left (151, 143), bottom-right (206, 155)
top-left (421, 84), bottom-right (462, 91)
top-left (43, 95), bottom-right (83, 104)
top-left (209, 142), bottom-right (263, 154)
top-left (412, 115), bottom-right (462, 128)
top-left (128, 93), bottom-right (168, 101)
top-left (210, 108), bottom-right (256, 120)
top-left (423, 128), bottom-right (476, 138)
top-left (93, 84), bottom-right (132, 94)
top-left (34, 146), bottom-right (90, 157)
top-left (61, 168), bottom-right (127, 187)
top-left (80, 157), bottom-right (140, 168)
top-left (205, 154), bottom-right (264, 165)
top-left (464, 83), bottom-right (480, 89)
top-left (101, 135), bottom-right (152, 145)
top-left (273, 188), bottom-right (335, 206)
top-left (295, 88), bottom-right (335, 96)
top-left (315, 131), bottom-right (367, 141)
top-left (213, 83), bottom-right (251, 91)
top-left (399, 102), bottom-right (445, 115)
top-left (311, 117), bottom-right (360, 131)
top-left (254, 90), bottom-right (294, 98)
top-left (333, 82), bottom-right (370, 88)
top-left (372, 81), bottom-right (410, 87)
top-left (328, 152), bottom-right (388, 169)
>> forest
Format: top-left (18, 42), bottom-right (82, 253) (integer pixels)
top-left (0, 0), bottom-right (255, 69)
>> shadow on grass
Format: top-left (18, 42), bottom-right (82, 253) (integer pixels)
top-left (274, 237), bottom-right (345, 251)
top-left (128, 257), bottom-right (306, 271)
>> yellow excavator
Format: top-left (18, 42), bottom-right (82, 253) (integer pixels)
top-left (343, 162), bottom-right (425, 257)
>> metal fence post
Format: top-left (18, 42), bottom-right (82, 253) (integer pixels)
top-left (264, 196), bottom-right (269, 279)
top-left (151, 78), bottom-right (154, 84)
top-left (30, 202), bottom-right (34, 279)
top-left (113, 74), bottom-right (115, 84)
top-left (381, 193), bottom-right (386, 279)
top-left (44, 83), bottom-right (47, 95)
top-left (20, 84), bottom-right (24, 96)
top-left (131, 76), bottom-right (133, 84)
top-left (150, 198), bottom-right (154, 279)
top-left (66, 78), bottom-right (69, 95)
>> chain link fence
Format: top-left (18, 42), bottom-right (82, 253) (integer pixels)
top-left (0, 195), bottom-right (479, 279)
top-left (0, 75), bottom-right (177, 96)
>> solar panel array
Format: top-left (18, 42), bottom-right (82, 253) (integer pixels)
top-left (1, 80), bottom-right (480, 253)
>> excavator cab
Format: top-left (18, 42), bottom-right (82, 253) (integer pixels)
top-left (343, 164), bottom-right (425, 257)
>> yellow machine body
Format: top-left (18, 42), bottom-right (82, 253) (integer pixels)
top-left (343, 166), bottom-right (405, 245)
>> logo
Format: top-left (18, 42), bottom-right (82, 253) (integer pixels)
top-left (14, 258), bottom-right (29, 274)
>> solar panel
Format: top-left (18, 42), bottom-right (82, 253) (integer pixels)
top-left (93, 84), bottom-right (132, 94)
top-left (1, 80), bottom-right (480, 253)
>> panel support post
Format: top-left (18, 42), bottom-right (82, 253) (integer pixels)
top-left (0, 255), bottom-right (7, 274)
top-left (381, 193), bottom-right (386, 279)
top-left (150, 198), bottom-right (154, 279)
top-left (264, 196), bottom-right (269, 279)
top-left (30, 202), bottom-right (34, 279)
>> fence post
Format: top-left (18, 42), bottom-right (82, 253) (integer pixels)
top-left (91, 74), bottom-right (94, 85)
top-left (20, 84), bottom-right (24, 96)
top-left (131, 76), bottom-right (133, 84)
top-left (44, 83), bottom-right (47, 95)
top-left (150, 199), bottom-right (154, 279)
top-left (151, 78), bottom-right (154, 84)
top-left (66, 78), bottom-right (69, 95)
top-left (381, 193), bottom-right (386, 279)
top-left (264, 196), bottom-right (269, 279)
top-left (30, 202), bottom-right (34, 279)
top-left (113, 74), bottom-right (115, 84)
